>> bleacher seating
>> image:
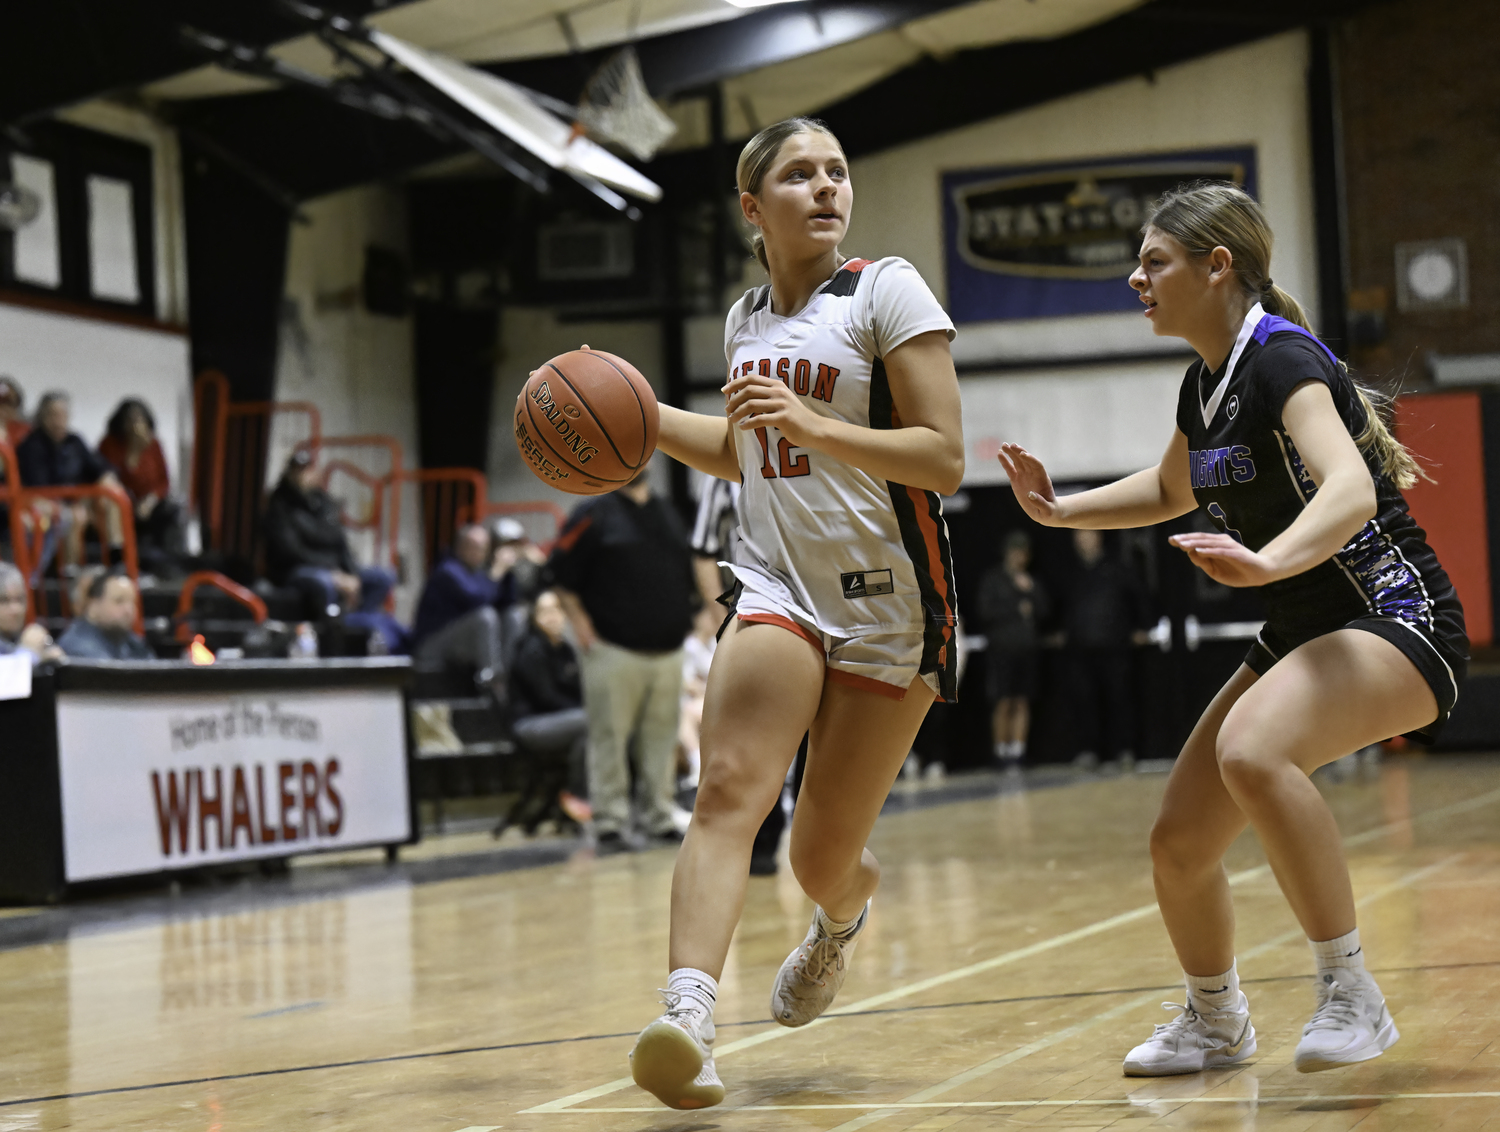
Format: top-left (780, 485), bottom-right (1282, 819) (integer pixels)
top-left (185, 372), bottom-right (569, 825)
top-left (2, 372), bottom-right (576, 829)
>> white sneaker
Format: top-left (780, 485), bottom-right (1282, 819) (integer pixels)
top-left (1122, 995), bottom-right (1256, 1076)
top-left (770, 902), bottom-right (869, 1027)
top-left (1294, 969), bottom-right (1399, 1073)
top-left (629, 991), bottom-right (725, 1109)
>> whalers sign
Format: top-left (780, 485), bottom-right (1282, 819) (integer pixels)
top-left (942, 147), bottom-right (1256, 322)
top-left (56, 689), bottom-right (409, 881)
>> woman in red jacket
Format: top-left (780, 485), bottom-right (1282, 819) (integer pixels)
top-left (99, 398), bottom-right (182, 571)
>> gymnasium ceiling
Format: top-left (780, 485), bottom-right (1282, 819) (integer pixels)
top-left (5, 0), bottom-right (1386, 203)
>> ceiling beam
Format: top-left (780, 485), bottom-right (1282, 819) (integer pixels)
top-left (0, 0), bottom-right (425, 124)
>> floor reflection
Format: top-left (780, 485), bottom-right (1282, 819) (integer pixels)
top-left (64, 884), bottom-right (413, 1094)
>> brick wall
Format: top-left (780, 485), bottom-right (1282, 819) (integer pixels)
top-left (1339, 0), bottom-right (1500, 375)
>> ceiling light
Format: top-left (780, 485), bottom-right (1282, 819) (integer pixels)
top-left (722, 0), bottom-right (804, 8)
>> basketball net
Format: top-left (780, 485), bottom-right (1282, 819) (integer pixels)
top-left (575, 47), bottom-right (677, 163)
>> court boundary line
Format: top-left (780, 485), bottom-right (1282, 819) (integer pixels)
top-left (17, 957), bottom-right (1500, 1113)
top-left (0, 1033), bottom-right (642, 1110)
top-left (553, 1091), bottom-right (1500, 1112)
top-left (2, 789), bottom-right (1489, 1115)
top-left (814, 854), bottom-right (1461, 1131)
top-left (522, 784), bottom-right (1500, 1114)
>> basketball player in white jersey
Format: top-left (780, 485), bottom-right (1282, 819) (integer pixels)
top-left (623, 117), bottom-right (963, 1109)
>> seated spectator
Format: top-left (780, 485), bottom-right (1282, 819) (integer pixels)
top-left (411, 523), bottom-right (505, 690)
top-left (506, 589), bottom-right (590, 831)
top-left (263, 450), bottom-right (404, 651)
top-left (16, 392), bottom-right (125, 578)
top-left (98, 398), bottom-right (183, 574)
top-left (56, 571), bottom-right (153, 660)
top-left (0, 376), bottom-right (28, 450)
top-left (0, 561), bottom-right (60, 664)
top-left (491, 516), bottom-right (547, 606)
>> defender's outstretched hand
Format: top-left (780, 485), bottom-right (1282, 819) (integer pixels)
top-left (1169, 532), bottom-right (1281, 588)
top-left (999, 443), bottom-right (1061, 526)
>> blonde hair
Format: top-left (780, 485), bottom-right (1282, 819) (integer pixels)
top-left (1148, 182), bottom-right (1422, 489)
top-left (735, 117), bottom-right (843, 271)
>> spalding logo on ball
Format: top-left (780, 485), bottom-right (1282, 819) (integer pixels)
top-left (514, 348), bottom-right (660, 496)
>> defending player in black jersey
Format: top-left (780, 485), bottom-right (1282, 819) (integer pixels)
top-left (1001, 182), bottom-right (1467, 1077)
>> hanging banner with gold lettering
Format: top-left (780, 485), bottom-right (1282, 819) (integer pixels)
top-left (942, 147), bottom-right (1256, 323)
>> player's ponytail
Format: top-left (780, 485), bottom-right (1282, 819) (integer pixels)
top-left (1149, 182), bottom-right (1423, 490)
top-left (736, 117), bottom-right (842, 271)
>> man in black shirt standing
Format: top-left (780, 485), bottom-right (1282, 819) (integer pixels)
top-left (549, 467), bottom-right (696, 851)
top-left (1064, 529), bottom-right (1148, 766)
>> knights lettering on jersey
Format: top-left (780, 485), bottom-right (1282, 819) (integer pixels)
top-left (1188, 444), bottom-right (1256, 489)
top-left (738, 357), bottom-right (839, 404)
top-left (1175, 302), bottom-right (1459, 648)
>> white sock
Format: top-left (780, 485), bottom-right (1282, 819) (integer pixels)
top-left (817, 905), bottom-right (864, 937)
top-left (993, 742), bottom-right (1007, 759)
top-left (1011, 741), bottom-right (1026, 760)
top-left (1310, 928), bottom-right (1365, 973)
top-left (1185, 962), bottom-right (1241, 1014)
top-left (667, 967), bottom-right (718, 1020)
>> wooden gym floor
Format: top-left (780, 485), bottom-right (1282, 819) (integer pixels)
top-left (2, 754), bottom-right (1499, 1131)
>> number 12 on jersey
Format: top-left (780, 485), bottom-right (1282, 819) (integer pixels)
top-left (755, 427), bottom-right (810, 479)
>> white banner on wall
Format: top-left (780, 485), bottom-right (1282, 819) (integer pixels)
top-left (960, 358), bottom-right (1189, 485)
top-left (57, 689), bottom-right (409, 882)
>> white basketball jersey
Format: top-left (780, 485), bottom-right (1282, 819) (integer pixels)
top-left (723, 256), bottom-right (959, 655)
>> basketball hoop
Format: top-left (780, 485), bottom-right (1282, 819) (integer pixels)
top-left (575, 47), bottom-right (677, 163)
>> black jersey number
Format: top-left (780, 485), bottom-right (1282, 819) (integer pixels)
top-left (754, 427), bottom-right (811, 479)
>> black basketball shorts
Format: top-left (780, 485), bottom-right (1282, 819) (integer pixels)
top-left (1245, 610), bottom-right (1468, 742)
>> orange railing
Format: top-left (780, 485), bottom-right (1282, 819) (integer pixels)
top-left (173, 570), bottom-right (268, 643)
top-left (13, 482), bottom-right (141, 632)
top-left (403, 467), bottom-right (487, 572)
top-left (189, 370), bottom-right (230, 545)
top-left (187, 374), bottom-right (568, 585)
top-left (2, 437), bottom-right (145, 628)
top-left (401, 472), bottom-right (568, 570)
top-left (222, 400), bottom-right (321, 565)
top-left (191, 371), bottom-right (323, 562)
top-left (300, 435), bottom-right (404, 572)
top-left (0, 438), bottom-right (34, 620)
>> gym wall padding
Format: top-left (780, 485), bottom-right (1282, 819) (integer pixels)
top-left (1396, 392), bottom-right (1493, 648)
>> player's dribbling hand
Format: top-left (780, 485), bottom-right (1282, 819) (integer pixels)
top-left (998, 443), bottom-right (1062, 526)
top-left (723, 373), bottom-right (820, 446)
top-left (1168, 532), bottom-right (1277, 587)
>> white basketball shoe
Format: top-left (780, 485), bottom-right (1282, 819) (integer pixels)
top-left (1122, 994), bottom-right (1257, 1076)
top-left (629, 990), bottom-right (725, 1109)
top-left (770, 901), bottom-right (869, 1027)
top-left (1294, 969), bottom-right (1399, 1073)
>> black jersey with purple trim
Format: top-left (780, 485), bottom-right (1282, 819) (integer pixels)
top-left (1174, 303), bottom-right (1464, 647)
